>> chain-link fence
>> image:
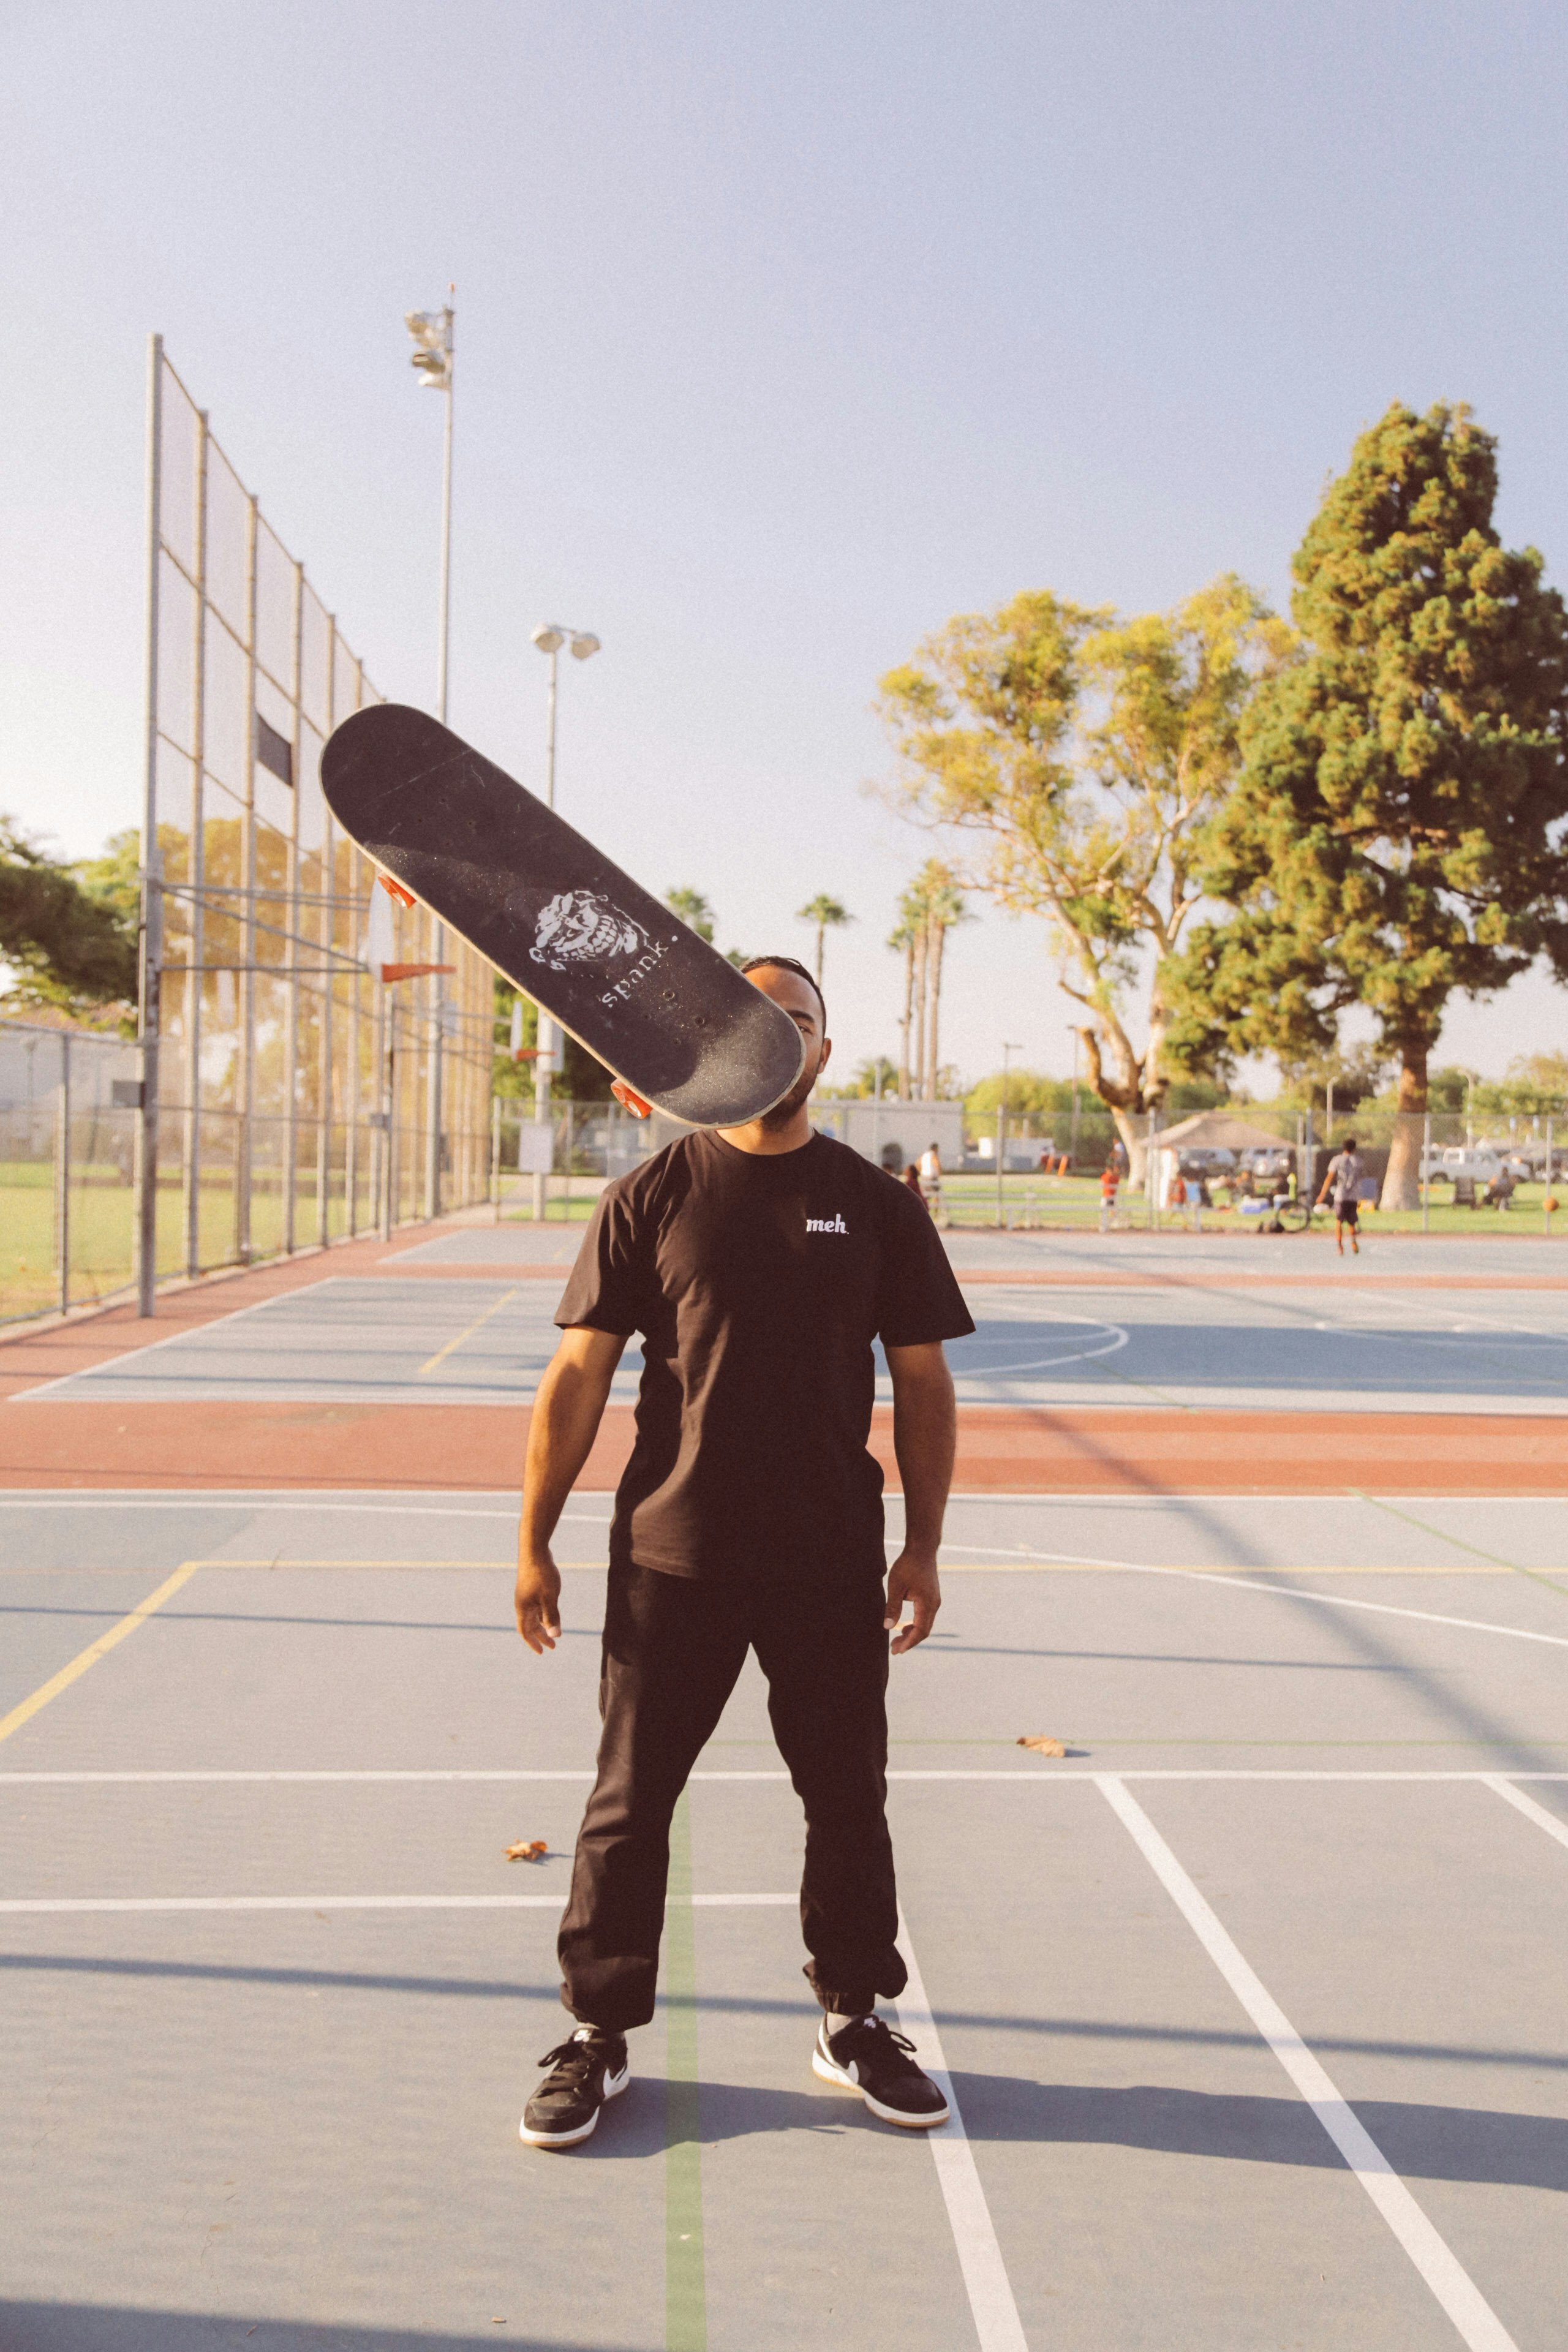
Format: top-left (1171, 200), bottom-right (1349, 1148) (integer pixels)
top-left (135, 341), bottom-right (494, 1305)
top-left (0, 1020), bottom-right (146, 1323)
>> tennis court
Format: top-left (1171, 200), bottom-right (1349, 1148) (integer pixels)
top-left (2, 1222), bottom-right (1566, 2347)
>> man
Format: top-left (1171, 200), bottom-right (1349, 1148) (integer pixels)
top-left (918, 1140), bottom-right (943, 1219)
top-left (514, 956), bottom-right (975, 2150)
top-left (1317, 1133), bottom-right (1363, 1256)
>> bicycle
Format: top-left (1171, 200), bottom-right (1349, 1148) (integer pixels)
top-left (1266, 1193), bottom-right (1313, 1234)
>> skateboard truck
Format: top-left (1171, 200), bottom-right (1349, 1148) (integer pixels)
top-left (611, 1080), bottom-right (653, 1120)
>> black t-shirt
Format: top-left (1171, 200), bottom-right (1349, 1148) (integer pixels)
top-left (555, 1128), bottom-right (974, 1581)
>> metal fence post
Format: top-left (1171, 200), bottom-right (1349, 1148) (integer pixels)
top-left (1547, 1117), bottom-right (1555, 1238)
top-left (382, 1001), bottom-right (396, 1243)
top-left (235, 491), bottom-right (258, 1264)
top-left (1422, 1113), bottom-right (1431, 1234)
top-left (135, 340), bottom-right (165, 1318)
top-left (183, 407), bottom-right (208, 1281)
top-left (56, 1033), bottom-right (70, 1317)
top-left (282, 554), bottom-right (304, 1255)
top-left (1147, 1108), bottom-right (1158, 1231)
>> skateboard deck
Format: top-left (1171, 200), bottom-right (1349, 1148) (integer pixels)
top-left (320, 705), bottom-right (805, 1127)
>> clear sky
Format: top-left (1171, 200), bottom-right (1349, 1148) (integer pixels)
top-left (4, 0), bottom-right (1567, 1088)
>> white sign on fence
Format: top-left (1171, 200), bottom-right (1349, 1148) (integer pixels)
top-left (515, 1123), bottom-right (555, 1175)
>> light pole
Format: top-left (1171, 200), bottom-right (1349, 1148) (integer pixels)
top-left (405, 297), bottom-right (455, 1219)
top-left (996, 1042), bottom-right (1022, 1228)
top-left (529, 624), bottom-right (602, 1219)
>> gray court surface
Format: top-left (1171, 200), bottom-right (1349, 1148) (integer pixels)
top-left (22, 1269), bottom-right (1568, 1414)
top-left (4, 1490), bottom-right (1568, 2349)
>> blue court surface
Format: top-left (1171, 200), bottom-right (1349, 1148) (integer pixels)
top-left (4, 1487), bottom-right (1568, 2349)
top-left (18, 1270), bottom-right (1568, 1415)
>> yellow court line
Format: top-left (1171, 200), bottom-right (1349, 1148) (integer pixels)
top-left (135, 1558), bottom-right (606, 1570)
top-left (416, 1286), bottom-right (521, 1376)
top-left (0, 1561), bottom-right (203, 1747)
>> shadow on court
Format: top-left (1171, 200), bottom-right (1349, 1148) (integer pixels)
top-left (956, 2075), bottom-right (1568, 2191)
top-left (0, 2312), bottom-right (641, 2352)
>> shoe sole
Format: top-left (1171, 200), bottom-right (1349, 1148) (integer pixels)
top-left (519, 2062), bottom-right (630, 2149)
top-left (812, 2047), bottom-right (949, 2130)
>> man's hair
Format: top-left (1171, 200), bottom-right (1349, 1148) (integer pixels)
top-left (740, 955), bottom-right (826, 1029)
top-left (1343, 1134), bottom-right (1357, 1148)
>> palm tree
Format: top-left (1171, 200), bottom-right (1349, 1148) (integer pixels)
top-left (892, 862), bottom-right (970, 1099)
top-left (665, 886), bottom-right (715, 943)
top-left (888, 912), bottom-right (916, 1099)
top-left (797, 894), bottom-right (854, 990)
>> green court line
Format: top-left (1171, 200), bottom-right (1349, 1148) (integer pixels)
top-left (665, 1791), bottom-right (706, 2352)
top-left (1357, 1493), bottom-right (1568, 1600)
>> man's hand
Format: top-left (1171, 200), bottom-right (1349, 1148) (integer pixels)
top-left (515, 1551), bottom-right (563, 1656)
top-left (884, 1547), bottom-right (940, 1655)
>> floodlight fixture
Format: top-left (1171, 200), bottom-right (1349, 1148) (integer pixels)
top-left (569, 631), bottom-right (601, 661)
top-left (530, 624), bottom-right (565, 654)
top-left (404, 308), bottom-right (452, 391)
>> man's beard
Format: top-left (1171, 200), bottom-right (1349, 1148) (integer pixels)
top-left (758, 1050), bottom-right (820, 1128)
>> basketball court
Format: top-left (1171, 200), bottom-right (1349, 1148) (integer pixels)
top-left (2, 1219), bottom-right (1566, 2347)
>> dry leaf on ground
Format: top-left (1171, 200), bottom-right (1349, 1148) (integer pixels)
top-left (1017, 1735), bottom-right (1066, 1758)
top-left (505, 1839), bottom-right (548, 1862)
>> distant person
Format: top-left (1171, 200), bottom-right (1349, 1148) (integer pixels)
top-left (1486, 1165), bottom-right (1516, 1212)
top-left (1099, 1162), bottom-right (1120, 1231)
top-left (902, 1161), bottom-right (925, 1207)
top-left (1317, 1134), bottom-right (1363, 1257)
top-left (919, 1142), bottom-right (943, 1219)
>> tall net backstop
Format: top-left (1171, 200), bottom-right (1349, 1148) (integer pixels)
top-left (136, 339), bottom-right (494, 1302)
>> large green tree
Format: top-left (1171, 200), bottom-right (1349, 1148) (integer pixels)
top-left (1169, 402), bottom-right (1568, 1207)
top-left (878, 575), bottom-right (1286, 1177)
top-left (0, 817), bottom-right (139, 1014)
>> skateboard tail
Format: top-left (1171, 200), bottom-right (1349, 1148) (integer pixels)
top-left (322, 707), bottom-right (805, 1128)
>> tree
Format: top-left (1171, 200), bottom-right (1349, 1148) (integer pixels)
top-left (892, 861), bottom-right (969, 1102)
top-left (797, 892), bottom-right (853, 989)
top-left (965, 1068), bottom-right (1072, 1124)
top-left (878, 576), bottom-right (1286, 1178)
top-left (0, 816), bottom-right (139, 1014)
top-left (665, 886), bottom-right (715, 944)
top-left (1274, 1040), bottom-right (1388, 1118)
top-left (1168, 403), bottom-right (1568, 1207)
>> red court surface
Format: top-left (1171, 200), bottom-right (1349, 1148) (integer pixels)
top-left (2, 1221), bottom-right (1565, 1493)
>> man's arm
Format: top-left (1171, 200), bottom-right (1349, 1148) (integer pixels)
top-left (884, 1340), bottom-right (957, 1655)
top-left (516, 1326), bottom-right (627, 1654)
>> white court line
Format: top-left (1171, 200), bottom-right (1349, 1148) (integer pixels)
top-left (0, 1891), bottom-right (796, 1915)
top-left (1099, 1776), bottom-right (1519, 2352)
top-left (0, 1496), bottom-right (592, 1520)
top-left (10, 1281), bottom-right (351, 1401)
top-left (894, 1909), bottom-right (1029, 2352)
top-left (943, 1544), bottom-right (1568, 1649)
top-left (1480, 1775), bottom-right (1568, 1853)
top-left (3, 1488), bottom-right (1562, 1509)
top-left (7, 1768), bottom-right (1568, 1786)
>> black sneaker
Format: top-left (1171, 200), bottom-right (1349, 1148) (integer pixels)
top-left (520, 2026), bottom-right (630, 2149)
top-left (812, 2014), bottom-right (949, 2129)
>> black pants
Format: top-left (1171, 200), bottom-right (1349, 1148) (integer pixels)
top-left (557, 1560), bottom-right (907, 2030)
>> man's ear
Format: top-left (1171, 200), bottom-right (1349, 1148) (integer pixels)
top-left (816, 1034), bottom-right (832, 1076)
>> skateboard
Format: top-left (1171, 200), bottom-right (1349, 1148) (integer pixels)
top-left (320, 705), bottom-right (805, 1126)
